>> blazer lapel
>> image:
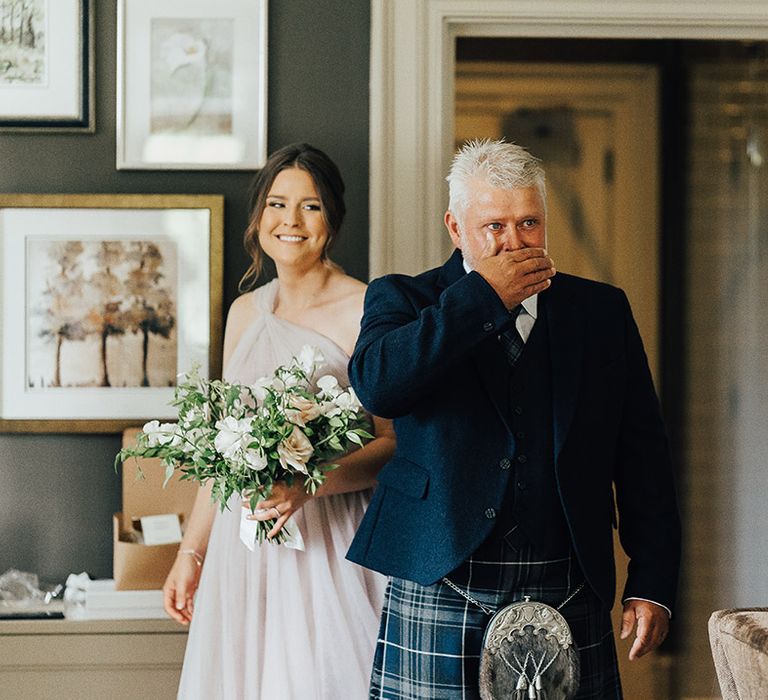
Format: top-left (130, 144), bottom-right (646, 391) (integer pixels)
top-left (545, 280), bottom-right (585, 463)
top-left (442, 249), bottom-right (515, 434)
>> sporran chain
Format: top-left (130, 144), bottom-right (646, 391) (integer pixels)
top-left (441, 576), bottom-right (585, 617)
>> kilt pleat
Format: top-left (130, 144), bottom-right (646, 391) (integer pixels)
top-left (369, 541), bottom-right (622, 700)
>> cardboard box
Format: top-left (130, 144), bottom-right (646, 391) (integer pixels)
top-left (114, 428), bottom-right (198, 590)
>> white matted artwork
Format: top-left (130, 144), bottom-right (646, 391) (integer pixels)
top-left (117, 0), bottom-right (267, 170)
top-left (0, 194), bottom-right (224, 432)
top-left (26, 239), bottom-right (179, 390)
top-left (0, 0), bottom-right (93, 131)
top-left (0, 0), bottom-right (47, 85)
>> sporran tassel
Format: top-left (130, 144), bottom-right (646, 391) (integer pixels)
top-left (514, 674), bottom-right (528, 700)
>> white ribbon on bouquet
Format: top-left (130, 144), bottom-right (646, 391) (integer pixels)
top-left (239, 508), bottom-right (305, 552)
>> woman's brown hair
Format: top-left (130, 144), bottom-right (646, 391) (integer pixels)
top-left (239, 143), bottom-right (346, 290)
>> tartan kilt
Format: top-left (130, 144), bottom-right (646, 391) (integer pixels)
top-left (369, 547), bottom-right (622, 700)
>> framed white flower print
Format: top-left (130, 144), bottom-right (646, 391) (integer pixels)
top-left (116, 0), bottom-right (268, 170)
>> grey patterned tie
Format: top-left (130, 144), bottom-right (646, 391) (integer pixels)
top-left (498, 305), bottom-right (524, 367)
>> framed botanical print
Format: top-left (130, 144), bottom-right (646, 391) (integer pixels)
top-left (116, 0), bottom-right (268, 170)
top-left (0, 194), bottom-right (224, 432)
top-left (0, 0), bottom-right (94, 132)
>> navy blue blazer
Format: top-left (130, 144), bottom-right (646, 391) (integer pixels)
top-left (347, 250), bottom-right (681, 613)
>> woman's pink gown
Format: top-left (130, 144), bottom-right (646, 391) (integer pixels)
top-left (177, 280), bottom-right (387, 699)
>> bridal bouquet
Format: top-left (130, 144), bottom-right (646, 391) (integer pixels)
top-left (116, 345), bottom-right (373, 548)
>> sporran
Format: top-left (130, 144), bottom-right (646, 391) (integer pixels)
top-left (442, 578), bottom-right (583, 699)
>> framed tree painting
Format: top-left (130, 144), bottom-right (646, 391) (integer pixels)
top-left (0, 0), bottom-right (94, 132)
top-left (116, 0), bottom-right (267, 170)
top-left (0, 194), bottom-right (223, 432)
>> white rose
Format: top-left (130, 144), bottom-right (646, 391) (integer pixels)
top-left (159, 423), bottom-right (182, 446)
top-left (277, 426), bottom-right (314, 474)
top-left (319, 400), bottom-right (341, 418)
top-left (334, 389), bottom-right (362, 414)
top-left (297, 345), bottom-right (325, 375)
top-left (142, 420), bottom-right (181, 447)
top-left (142, 420), bottom-right (161, 445)
top-left (281, 372), bottom-right (301, 388)
top-left (243, 447), bottom-right (268, 471)
top-left (285, 395), bottom-right (322, 427)
top-left (346, 387), bottom-right (362, 411)
top-left (317, 374), bottom-right (342, 397)
top-left (250, 376), bottom-right (273, 404)
top-left (214, 416), bottom-right (254, 459)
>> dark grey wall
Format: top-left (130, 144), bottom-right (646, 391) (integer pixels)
top-left (0, 0), bottom-right (371, 583)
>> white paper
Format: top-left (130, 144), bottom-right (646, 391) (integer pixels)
top-left (64, 605), bottom-right (168, 620)
top-left (239, 508), bottom-right (305, 552)
top-left (85, 581), bottom-right (164, 610)
top-left (140, 513), bottom-right (183, 545)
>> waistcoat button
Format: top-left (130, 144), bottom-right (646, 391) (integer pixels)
top-left (484, 508), bottom-right (496, 519)
top-left (516, 454), bottom-right (528, 464)
top-left (482, 321), bottom-right (494, 332)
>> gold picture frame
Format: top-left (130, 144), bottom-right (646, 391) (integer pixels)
top-left (0, 193), bottom-right (223, 432)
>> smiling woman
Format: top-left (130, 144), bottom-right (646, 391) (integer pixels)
top-left (258, 168), bottom-right (329, 272)
top-left (240, 142), bottom-right (346, 288)
top-left (166, 143), bottom-right (396, 699)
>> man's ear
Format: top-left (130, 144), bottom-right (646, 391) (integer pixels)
top-left (444, 210), bottom-right (462, 249)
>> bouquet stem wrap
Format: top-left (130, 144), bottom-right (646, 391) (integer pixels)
top-left (239, 508), bottom-right (305, 551)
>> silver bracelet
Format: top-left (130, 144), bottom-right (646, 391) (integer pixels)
top-left (178, 548), bottom-right (204, 566)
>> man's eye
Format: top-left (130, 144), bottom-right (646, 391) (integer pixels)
top-left (488, 223), bottom-right (503, 231)
top-left (521, 219), bottom-right (537, 228)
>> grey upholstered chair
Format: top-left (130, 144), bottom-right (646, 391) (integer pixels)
top-left (709, 608), bottom-right (768, 699)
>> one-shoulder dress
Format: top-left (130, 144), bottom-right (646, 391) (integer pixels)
top-left (177, 280), bottom-right (387, 699)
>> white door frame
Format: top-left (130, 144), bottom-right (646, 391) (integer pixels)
top-left (369, 0), bottom-right (768, 278)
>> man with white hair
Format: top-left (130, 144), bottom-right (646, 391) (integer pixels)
top-left (347, 139), bottom-right (680, 698)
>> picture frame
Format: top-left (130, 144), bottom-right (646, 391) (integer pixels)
top-left (0, 0), bottom-right (94, 133)
top-left (116, 0), bottom-right (268, 170)
top-left (0, 193), bottom-right (224, 433)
